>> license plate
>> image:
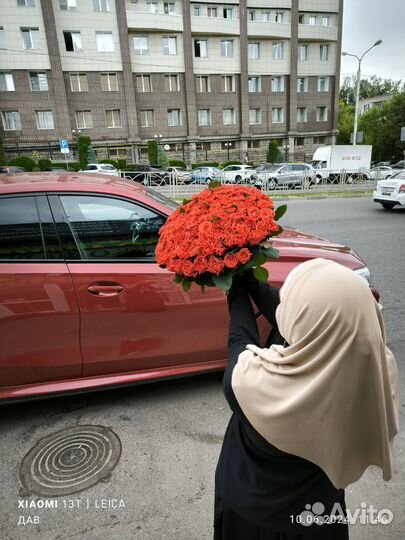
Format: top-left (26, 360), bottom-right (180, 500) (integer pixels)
top-left (382, 192), bottom-right (392, 196)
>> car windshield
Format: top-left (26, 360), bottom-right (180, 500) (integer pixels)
top-left (392, 171), bottom-right (405, 179)
top-left (145, 187), bottom-right (179, 211)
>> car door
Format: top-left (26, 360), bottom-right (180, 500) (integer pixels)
top-left (50, 193), bottom-right (229, 378)
top-left (0, 194), bottom-right (82, 390)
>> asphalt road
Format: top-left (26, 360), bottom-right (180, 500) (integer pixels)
top-left (1, 197), bottom-right (404, 540)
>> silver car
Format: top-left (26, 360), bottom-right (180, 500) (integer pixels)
top-left (254, 163), bottom-right (317, 189)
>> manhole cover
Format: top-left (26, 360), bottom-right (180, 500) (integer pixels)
top-left (19, 425), bottom-right (121, 497)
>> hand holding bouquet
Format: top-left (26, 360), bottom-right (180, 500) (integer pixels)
top-left (156, 184), bottom-right (287, 292)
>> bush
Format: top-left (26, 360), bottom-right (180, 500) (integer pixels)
top-left (117, 158), bottom-right (127, 170)
top-left (191, 162), bottom-right (220, 169)
top-left (100, 159), bottom-right (118, 169)
top-left (78, 135), bottom-right (91, 169)
top-left (267, 141), bottom-right (284, 163)
top-left (157, 145), bottom-right (170, 167)
top-left (0, 137), bottom-right (6, 166)
top-left (86, 144), bottom-right (97, 164)
top-left (169, 159), bottom-right (186, 168)
top-left (8, 156), bottom-right (37, 171)
top-left (220, 160), bottom-right (243, 168)
top-left (51, 161), bottom-right (80, 171)
top-left (32, 167), bottom-right (41, 172)
top-left (38, 159), bottom-right (52, 171)
top-left (147, 140), bottom-right (158, 165)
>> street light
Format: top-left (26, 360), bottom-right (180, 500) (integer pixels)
top-left (224, 141), bottom-right (232, 161)
top-left (283, 143), bottom-right (289, 162)
top-left (342, 39), bottom-right (382, 146)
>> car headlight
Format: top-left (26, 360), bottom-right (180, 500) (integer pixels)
top-left (354, 266), bottom-right (370, 283)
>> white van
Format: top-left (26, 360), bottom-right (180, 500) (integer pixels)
top-left (312, 145), bottom-right (372, 182)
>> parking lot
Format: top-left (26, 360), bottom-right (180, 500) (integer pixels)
top-left (0, 197), bottom-right (404, 540)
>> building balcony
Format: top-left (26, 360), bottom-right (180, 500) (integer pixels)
top-left (248, 21), bottom-right (291, 39)
top-left (126, 11), bottom-right (183, 33)
top-left (190, 16), bottom-right (240, 36)
top-left (248, 0), bottom-right (291, 7)
top-left (298, 24), bottom-right (338, 41)
top-left (299, 0), bottom-right (339, 13)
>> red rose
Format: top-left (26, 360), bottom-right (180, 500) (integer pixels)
top-left (206, 256), bottom-right (225, 275)
top-left (237, 248), bottom-right (252, 265)
top-left (224, 252), bottom-right (239, 269)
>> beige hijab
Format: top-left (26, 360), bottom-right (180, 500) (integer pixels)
top-left (232, 258), bottom-right (399, 489)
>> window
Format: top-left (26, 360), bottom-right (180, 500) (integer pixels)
top-left (309, 15), bottom-right (317, 25)
top-left (248, 76), bottom-right (261, 93)
top-left (248, 42), bottom-right (260, 60)
top-left (0, 28), bottom-right (5, 49)
top-left (63, 31), bottom-right (82, 52)
top-left (167, 109), bottom-right (182, 127)
top-left (297, 107), bottom-right (307, 122)
top-left (29, 72), bottom-right (48, 91)
top-left (194, 39), bottom-right (208, 57)
top-left (249, 10), bottom-right (256, 21)
top-left (129, 0), bottom-right (138, 11)
top-left (322, 16), bottom-right (330, 26)
top-left (101, 72), bottom-right (119, 91)
top-left (295, 137), bottom-right (305, 146)
top-left (134, 36), bottom-right (149, 55)
top-left (248, 139), bottom-right (260, 149)
top-left (262, 11), bottom-right (270, 22)
top-left (207, 7), bottom-right (217, 17)
top-left (298, 14), bottom-right (304, 24)
top-left (272, 42), bottom-right (284, 60)
top-left (223, 7), bottom-right (233, 19)
top-left (197, 109), bottom-right (211, 126)
top-left (195, 75), bottom-right (210, 93)
top-left (164, 74), bottom-right (180, 92)
top-left (318, 76), bottom-right (330, 92)
top-left (313, 136), bottom-right (326, 144)
top-left (317, 106), bottom-right (328, 121)
top-left (17, 0), bottom-right (35, 5)
top-left (271, 76), bottom-right (284, 92)
top-left (0, 73), bottom-right (15, 91)
top-left (193, 5), bottom-right (200, 16)
top-left (96, 32), bottom-right (114, 52)
top-left (0, 197), bottom-right (48, 260)
top-left (223, 108), bottom-right (235, 125)
top-left (320, 44), bottom-right (330, 61)
top-left (274, 11), bottom-right (284, 23)
top-left (59, 0), bottom-right (77, 10)
top-left (298, 44), bottom-right (308, 61)
top-left (1, 111), bottom-right (21, 131)
top-left (249, 109), bottom-right (261, 125)
top-left (21, 28), bottom-right (41, 49)
top-left (297, 77), bottom-right (308, 92)
top-left (75, 110), bottom-right (93, 129)
top-left (222, 75), bottom-right (235, 92)
top-left (164, 2), bottom-right (175, 14)
top-left (70, 72), bottom-right (88, 92)
top-left (106, 109), bottom-right (122, 128)
top-left (272, 107), bottom-right (284, 123)
top-left (140, 110), bottom-right (155, 127)
top-left (92, 0), bottom-right (109, 11)
top-left (35, 110), bottom-right (54, 130)
top-left (136, 74), bottom-right (152, 92)
top-left (162, 36), bottom-right (177, 55)
top-left (59, 195), bottom-right (165, 260)
top-left (147, 1), bottom-right (158, 12)
top-left (221, 40), bottom-right (233, 58)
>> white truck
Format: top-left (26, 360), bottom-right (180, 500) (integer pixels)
top-left (312, 145), bottom-right (372, 183)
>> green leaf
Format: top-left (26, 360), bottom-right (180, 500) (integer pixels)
top-left (271, 225), bottom-right (284, 237)
top-left (209, 180), bottom-right (221, 191)
top-left (212, 273), bottom-right (233, 292)
top-left (179, 207), bottom-right (186, 214)
top-left (173, 274), bottom-right (183, 283)
top-left (274, 204), bottom-right (287, 221)
top-left (262, 246), bottom-right (280, 260)
top-left (182, 198), bottom-right (192, 205)
top-left (252, 250), bottom-right (267, 267)
top-left (182, 279), bottom-right (192, 292)
top-left (253, 266), bottom-right (269, 283)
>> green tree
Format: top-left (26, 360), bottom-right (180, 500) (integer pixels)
top-left (0, 137), bottom-right (6, 166)
top-left (157, 145), bottom-right (170, 167)
top-left (77, 135), bottom-right (91, 169)
top-left (340, 75), bottom-right (404, 105)
top-left (267, 141), bottom-right (283, 163)
top-left (337, 101), bottom-right (355, 144)
top-left (86, 144), bottom-right (97, 164)
top-left (147, 140), bottom-right (158, 164)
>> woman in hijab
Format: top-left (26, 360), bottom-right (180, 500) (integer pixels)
top-left (214, 258), bottom-right (399, 540)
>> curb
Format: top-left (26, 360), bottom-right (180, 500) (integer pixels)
top-left (272, 191), bottom-right (373, 201)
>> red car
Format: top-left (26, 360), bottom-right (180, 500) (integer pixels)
top-left (0, 173), bottom-right (376, 402)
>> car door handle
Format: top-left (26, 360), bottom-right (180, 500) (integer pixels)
top-left (87, 284), bottom-right (125, 297)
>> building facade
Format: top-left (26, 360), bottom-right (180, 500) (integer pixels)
top-left (0, 0), bottom-right (343, 164)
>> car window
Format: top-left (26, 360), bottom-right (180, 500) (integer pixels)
top-left (281, 165), bottom-right (292, 172)
top-left (0, 196), bottom-right (46, 260)
top-left (60, 195), bottom-right (167, 260)
top-left (292, 165), bottom-right (304, 171)
top-left (83, 165), bottom-right (98, 171)
top-left (245, 167), bottom-right (254, 171)
top-left (100, 165), bottom-right (115, 171)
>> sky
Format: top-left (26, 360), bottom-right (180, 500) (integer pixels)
top-left (341, 0), bottom-right (405, 83)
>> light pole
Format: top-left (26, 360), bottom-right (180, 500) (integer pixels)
top-left (342, 39), bottom-right (382, 146)
top-left (283, 143), bottom-right (289, 162)
top-left (224, 141), bottom-right (232, 161)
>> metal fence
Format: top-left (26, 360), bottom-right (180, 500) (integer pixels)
top-left (120, 169), bottom-right (378, 199)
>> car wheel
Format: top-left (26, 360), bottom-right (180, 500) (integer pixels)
top-left (268, 178), bottom-right (277, 190)
top-left (235, 175), bottom-right (242, 183)
top-left (382, 203), bottom-right (395, 210)
top-left (206, 177), bottom-right (211, 184)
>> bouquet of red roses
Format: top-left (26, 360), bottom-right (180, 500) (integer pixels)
top-left (156, 184), bottom-right (286, 292)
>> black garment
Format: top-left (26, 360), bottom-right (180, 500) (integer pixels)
top-left (214, 277), bottom-right (349, 540)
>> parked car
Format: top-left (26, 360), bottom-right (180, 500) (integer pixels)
top-left (373, 170), bottom-right (405, 210)
top-left (122, 164), bottom-right (168, 185)
top-left (0, 166), bottom-right (26, 173)
top-left (0, 172), bottom-right (378, 402)
top-left (369, 166), bottom-right (395, 181)
top-left (166, 166), bottom-right (192, 184)
top-left (254, 163), bottom-right (317, 189)
top-left (221, 165), bottom-right (257, 183)
top-left (191, 166), bottom-right (222, 184)
top-left (79, 163), bottom-right (119, 176)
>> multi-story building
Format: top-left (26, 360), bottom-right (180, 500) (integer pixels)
top-left (0, 0), bottom-right (343, 164)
